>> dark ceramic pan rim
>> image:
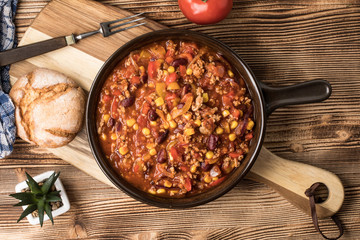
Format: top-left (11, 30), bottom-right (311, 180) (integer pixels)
top-left (86, 29), bottom-right (331, 208)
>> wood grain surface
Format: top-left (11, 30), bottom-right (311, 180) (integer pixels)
top-left (1, 0), bottom-right (360, 239)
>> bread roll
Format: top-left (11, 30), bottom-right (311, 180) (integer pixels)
top-left (9, 68), bottom-right (85, 148)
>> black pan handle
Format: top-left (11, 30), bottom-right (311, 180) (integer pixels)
top-left (259, 79), bottom-right (332, 116)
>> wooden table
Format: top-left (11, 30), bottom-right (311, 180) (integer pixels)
top-left (1, 0), bottom-right (359, 239)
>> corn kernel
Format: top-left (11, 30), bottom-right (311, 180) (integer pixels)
top-left (164, 180), bottom-right (172, 188)
top-left (167, 66), bottom-right (175, 73)
top-left (146, 143), bottom-right (155, 149)
top-left (142, 127), bottom-right (151, 136)
top-left (148, 189), bottom-right (156, 195)
top-left (230, 121), bottom-right (238, 129)
top-left (150, 121), bottom-right (157, 126)
top-left (206, 151), bottom-right (214, 159)
top-left (202, 93), bottom-right (209, 103)
top-left (184, 128), bottom-right (195, 136)
top-left (204, 175), bottom-right (212, 183)
top-left (169, 190), bottom-right (179, 195)
top-left (126, 118), bottom-right (136, 127)
top-left (149, 148), bottom-right (157, 156)
top-left (163, 123), bottom-right (169, 129)
top-left (157, 188), bottom-right (166, 194)
top-left (228, 70), bottom-right (234, 78)
top-left (101, 133), bottom-right (107, 141)
top-left (166, 113), bottom-right (172, 121)
top-left (186, 68), bottom-right (193, 75)
top-left (190, 165), bottom-right (197, 173)
top-left (169, 120), bottom-right (177, 129)
top-left (247, 120), bottom-right (255, 130)
top-left (139, 66), bottom-right (145, 73)
top-left (194, 119), bottom-right (201, 127)
top-left (155, 97), bottom-right (164, 106)
top-left (119, 146), bottom-right (129, 155)
top-left (103, 114), bottom-right (110, 122)
top-left (216, 127), bottom-right (224, 135)
top-left (229, 133), bottom-right (237, 141)
top-left (184, 113), bottom-right (192, 121)
top-left (212, 177), bottom-right (219, 181)
top-left (110, 133), bottom-right (117, 140)
top-left (133, 123), bottom-right (139, 130)
top-left (143, 153), bottom-right (151, 161)
top-left (163, 70), bottom-right (168, 75)
top-left (222, 110), bottom-right (230, 117)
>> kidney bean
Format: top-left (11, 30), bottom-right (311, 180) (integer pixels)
top-left (157, 149), bottom-right (167, 163)
top-left (181, 84), bottom-right (191, 98)
top-left (156, 129), bottom-right (169, 144)
top-left (171, 58), bottom-right (188, 68)
top-left (148, 109), bottom-right (159, 121)
top-left (115, 121), bottom-right (122, 132)
top-left (207, 134), bottom-right (219, 151)
top-left (210, 165), bottom-right (221, 177)
top-left (177, 103), bottom-right (185, 109)
top-left (201, 162), bottom-right (212, 171)
top-left (107, 117), bottom-right (115, 127)
top-left (121, 96), bottom-right (135, 107)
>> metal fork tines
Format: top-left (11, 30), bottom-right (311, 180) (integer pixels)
top-left (75, 13), bottom-right (146, 41)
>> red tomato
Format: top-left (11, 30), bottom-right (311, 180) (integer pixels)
top-left (130, 76), bottom-right (140, 85)
top-left (148, 60), bottom-right (161, 80)
top-left (184, 178), bottom-right (192, 191)
top-left (209, 176), bottom-right (226, 187)
top-left (229, 151), bottom-right (243, 158)
top-left (165, 72), bottom-right (178, 85)
top-left (231, 108), bottom-right (240, 119)
top-left (111, 98), bottom-right (118, 119)
top-left (111, 89), bottom-right (122, 96)
top-left (133, 164), bottom-right (140, 174)
top-left (170, 147), bottom-right (179, 160)
top-left (102, 94), bottom-right (112, 102)
top-left (179, 65), bottom-right (186, 77)
top-left (178, 0), bottom-right (233, 25)
top-left (245, 133), bottom-right (253, 140)
top-left (180, 165), bottom-right (190, 172)
top-left (165, 92), bottom-right (177, 102)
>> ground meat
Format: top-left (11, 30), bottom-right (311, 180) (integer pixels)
top-left (192, 59), bottom-right (205, 79)
top-left (199, 118), bottom-right (215, 135)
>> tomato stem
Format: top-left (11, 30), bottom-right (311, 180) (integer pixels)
top-left (202, 0), bottom-right (208, 2)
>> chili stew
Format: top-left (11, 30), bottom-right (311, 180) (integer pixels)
top-left (96, 40), bottom-right (254, 197)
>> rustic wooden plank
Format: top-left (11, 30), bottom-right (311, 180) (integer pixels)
top-left (8, 0), bottom-right (348, 219)
top-left (2, 0), bottom-right (359, 239)
top-left (1, 168), bottom-right (359, 239)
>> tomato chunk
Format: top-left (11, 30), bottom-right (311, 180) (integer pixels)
top-left (102, 94), bottom-right (112, 102)
top-left (184, 178), bottom-right (192, 192)
top-left (165, 72), bottom-right (178, 85)
top-left (148, 60), bottom-right (161, 80)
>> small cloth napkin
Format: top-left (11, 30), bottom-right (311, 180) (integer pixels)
top-left (0, 0), bottom-right (18, 158)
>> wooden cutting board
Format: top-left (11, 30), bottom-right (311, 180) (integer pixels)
top-left (9, 0), bottom-right (343, 219)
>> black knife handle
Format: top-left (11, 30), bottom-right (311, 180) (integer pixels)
top-left (0, 36), bottom-right (69, 67)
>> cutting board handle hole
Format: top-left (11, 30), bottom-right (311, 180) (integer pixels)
top-left (313, 182), bottom-right (329, 204)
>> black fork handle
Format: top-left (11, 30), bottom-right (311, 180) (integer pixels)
top-left (0, 36), bottom-right (68, 67)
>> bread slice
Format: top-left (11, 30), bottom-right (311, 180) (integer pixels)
top-left (9, 68), bottom-right (86, 148)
